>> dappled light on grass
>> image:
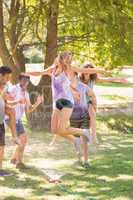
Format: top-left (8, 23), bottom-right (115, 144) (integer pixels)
top-left (102, 94), bottom-right (128, 101)
top-left (0, 186), bottom-right (33, 198)
top-left (1, 115), bottom-right (133, 200)
top-left (97, 175), bottom-right (133, 183)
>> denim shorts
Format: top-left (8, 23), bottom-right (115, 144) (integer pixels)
top-left (56, 98), bottom-right (73, 110)
top-left (5, 119), bottom-right (25, 136)
top-left (16, 120), bottom-right (25, 135)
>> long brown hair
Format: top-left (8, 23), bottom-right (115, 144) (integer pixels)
top-left (80, 63), bottom-right (97, 84)
top-left (54, 52), bottom-right (72, 71)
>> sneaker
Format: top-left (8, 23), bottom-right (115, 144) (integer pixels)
top-left (0, 170), bottom-right (13, 177)
top-left (82, 162), bottom-right (91, 169)
top-left (16, 162), bottom-right (30, 170)
top-left (11, 158), bottom-right (17, 165)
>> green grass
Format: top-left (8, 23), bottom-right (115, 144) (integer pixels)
top-left (96, 81), bottom-right (133, 104)
top-left (101, 94), bottom-right (128, 101)
top-left (1, 115), bottom-right (133, 200)
top-left (96, 82), bottom-right (133, 88)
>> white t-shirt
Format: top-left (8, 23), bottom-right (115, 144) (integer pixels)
top-left (7, 84), bottom-right (31, 121)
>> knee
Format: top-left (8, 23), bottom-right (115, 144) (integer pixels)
top-left (51, 127), bottom-right (58, 134)
top-left (6, 108), bottom-right (15, 117)
top-left (57, 127), bottom-right (67, 135)
top-left (19, 134), bottom-right (27, 146)
top-left (0, 146), bottom-right (4, 153)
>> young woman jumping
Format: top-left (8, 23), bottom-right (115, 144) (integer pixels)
top-left (26, 52), bottom-right (107, 146)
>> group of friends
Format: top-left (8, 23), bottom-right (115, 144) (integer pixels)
top-left (0, 51), bottom-right (129, 176)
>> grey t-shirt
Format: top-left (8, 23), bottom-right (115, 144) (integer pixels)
top-left (86, 80), bottom-right (94, 103)
top-left (70, 81), bottom-right (90, 120)
top-left (0, 95), bottom-right (5, 124)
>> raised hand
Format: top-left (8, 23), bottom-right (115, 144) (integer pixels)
top-left (36, 95), bottom-right (44, 105)
top-left (19, 98), bottom-right (27, 104)
top-left (13, 136), bottom-right (21, 146)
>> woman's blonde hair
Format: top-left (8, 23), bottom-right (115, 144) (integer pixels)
top-left (54, 51), bottom-right (72, 71)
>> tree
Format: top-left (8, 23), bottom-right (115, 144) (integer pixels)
top-left (28, 0), bottom-right (59, 130)
top-left (0, 0), bottom-right (132, 129)
top-left (0, 0), bottom-right (42, 82)
top-left (58, 0), bottom-right (133, 68)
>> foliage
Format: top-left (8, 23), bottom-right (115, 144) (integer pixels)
top-left (58, 0), bottom-right (133, 68)
top-left (0, 0), bottom-right (133, 69)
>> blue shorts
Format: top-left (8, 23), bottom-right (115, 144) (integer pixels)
top-left (16, 120), bottom-right (25, 135)
top-left (5, 119), bottom-right (25, 136)
top-left (56, 98), bottom-right (73, 110)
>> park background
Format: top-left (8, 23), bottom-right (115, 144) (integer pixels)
top-left (0, 0), bottom-right (133, 200)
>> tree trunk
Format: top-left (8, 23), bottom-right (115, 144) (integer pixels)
top-left (45, 0), bottom-right (58, 66)
top-left (13, 47), bottom-right (25, 71)
top-left (28, 0), bottom-right (59, 130)
top-left (8, 0), bottom-right (25, 81)
top-left (0, 0), bottom-right (24, 83)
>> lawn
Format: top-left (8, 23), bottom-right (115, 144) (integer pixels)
top-left (95, 82), bottom-right (133, 105)
top-left (1, 115), bottom-right (133, 200)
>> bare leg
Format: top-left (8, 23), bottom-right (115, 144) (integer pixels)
top-left (82, 137), bottom-right (89, 163)
top-left (50, 108), bottom-right (83, 165)
top-left (12, 133), bottom-right (27, 164)
top-left (49, 110), bottom-right (60, 146)
top-left (88, 105), bottom-right (97, 143)
top-left (5, 107), bottom-right (17, 138)
top-left (0, 146), bottom-right (4, 169)
top-left (50, 109), bottom-right (76, 144)
top-left (56, 108), bottom-right (88, 137)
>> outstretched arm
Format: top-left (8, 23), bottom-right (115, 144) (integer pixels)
top-left (71, 66), bottom-right (109, 76)
top-left (96, 77), bottom-right (130, 84)
top-left (26, 65), bottom-right (55, 77)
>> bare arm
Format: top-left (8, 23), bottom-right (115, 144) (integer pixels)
top-left (26, 65), bottom-right (55, 77)
top-left (26, 95), bottom-right (44, 113)
top-left (87, 90), bottom-right (97, 112)
top-left (4, 93), bottom-right (26, 106)
top-left (71, 66), bottom-right (108, 75)
top-left (96, 77), bottom-right (129, 84)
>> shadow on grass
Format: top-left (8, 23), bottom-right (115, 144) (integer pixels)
top-left (97, 82), bottom-right (133, 88)
top-left (59, 145), bottom-right (133, 199)
top-left (25, 114), bottom-right (133, 200)
top-left (0, 167), bottom-right (46, 193)
top-left (3, 197), bottom-right (25, 200)
top-left (97, 115), bottom-right (133, 134)
top-left (0, 175), bottom-right (41, 189)
top-left (18, 165), bottom-right (44, 177)
top-left (1, 115), bottom-right (133, 200)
